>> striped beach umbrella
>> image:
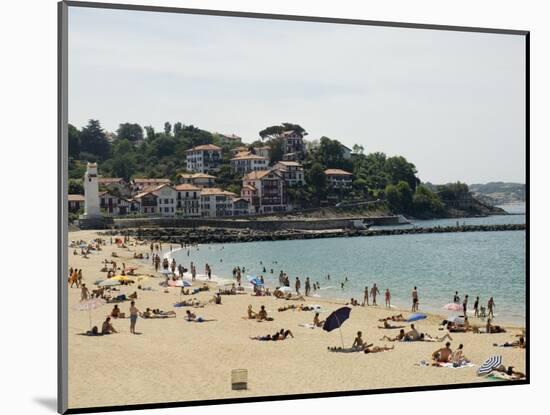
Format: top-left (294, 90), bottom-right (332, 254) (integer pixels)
top-left (73, 298), bottom-right (106, 329)
top-left (477, 355), bottom-right (503, 376)
top-left (443, 303), bottom-right (463, 312)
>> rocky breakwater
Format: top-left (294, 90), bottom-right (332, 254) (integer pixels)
top-left (105, 223), bottom-right (526, 245)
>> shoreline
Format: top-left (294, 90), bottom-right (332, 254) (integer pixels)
top-left (164, 245), bottom-right (525, 329)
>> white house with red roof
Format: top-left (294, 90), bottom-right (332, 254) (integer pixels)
top-left (274, 161), bottom-right (305, 187)
top-left (174, 183), bottom-right (201, 217)
top-left (185, 144), bottom-right (223, 173)
top-left (230, 153), bottom-right (269, 174)
top-left (241, 169), bottom-right (288, 214)
top-left (134, 184), bottom-right (177, 216)
top-left (200, 188), bottom-right (237, 217)
top-left (324, 168), bottom-right (353, 190)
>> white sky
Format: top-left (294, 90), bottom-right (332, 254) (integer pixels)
top-left (68, 7), bottom-right (526, 184)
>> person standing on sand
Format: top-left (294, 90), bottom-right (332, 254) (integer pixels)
top-left (462, 295), bottom-right (469, 316)
top-left (385, 289), bottom-right (391, 308)
top-left (473, 296), bottom-right (480, 317)
top-left (412, 286), bottom-right (419, 311)
top-left (371, 284), bottom-right (380, 306)
top-left (305, 277), bottom-right (311, 296)
top-left (129, 301), bottom-right (140, 334)
top-left (363, 286), bottom-right (369, 306)
top-left (80, 284), bottom-right (90, 302)
top-left (295, 277), bottom-right (301, 295)
top-left (488, 297), bottom-right (495, 319)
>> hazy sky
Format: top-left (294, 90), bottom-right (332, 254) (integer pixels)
top-left (68, 7), bottom-right (526, 184)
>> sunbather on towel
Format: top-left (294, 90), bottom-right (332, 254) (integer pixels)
top-left (381, 329), bottom-right (406, 342)
top-left (378, 320), bottom-right (405, 329)
top-left (364, 344), bottom-right (394, 354)
top-left (494, 336), bottom-right (526, 348)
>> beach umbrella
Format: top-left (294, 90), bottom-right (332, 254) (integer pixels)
top-left (168, 279), bottom-right (192, 288)
top-left (135, 275), bottom-right (151, 283)
top-left (478, 355), bottom-right (503, 376)
top-left (124, 266), bottom-right (138, 272)
top-left (249, 278), bottom-right (263, 286)
top-left (443, 303), bottom-right (463, 312)
top-left (323, 306), bottom-right (352, 348)
top-left (407, 313), bottom-right (427, 322)
top-left (277, 286), bottom-right (292, 293)
top-left (79, 242), bottom-right (88, 248)
top-left (159, 269), bottom-right (173, 275)
top-left (73, 298), bottom-right (106, 329)
top-left (111, 275), bottom-right (134, 282)
top-left (98, 279), bottom-right (121, 287)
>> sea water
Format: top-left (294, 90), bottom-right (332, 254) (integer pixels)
top-left (169, 204), bottom-right (526, 325)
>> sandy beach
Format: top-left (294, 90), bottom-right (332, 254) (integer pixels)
top-left (67, 230), bottom-right (526, 410)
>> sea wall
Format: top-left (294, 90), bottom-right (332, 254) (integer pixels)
top-left (109, 215), bottom-right (401, 231)
top-left (109, 223), bottom-right (526, 245)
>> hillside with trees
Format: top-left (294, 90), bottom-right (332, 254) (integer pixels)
top-left (68, 119), bottom-right (503, 219)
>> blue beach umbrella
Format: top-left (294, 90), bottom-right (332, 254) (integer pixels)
top-left (247, 275), bottom-right (263, 286)
top-left (323, 306), bottom-right (352, 348)
top-left (407, 313), bottom-right (427, 322)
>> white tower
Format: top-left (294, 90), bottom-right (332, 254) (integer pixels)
top-left (82, 162), bottom-right (101, 218)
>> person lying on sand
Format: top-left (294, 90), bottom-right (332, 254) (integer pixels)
top-left (85, 326), bottom-right (101, 336)
top-left (486, 319), bottom-right (507, 333)
top-left (101, 317), bottom-right (117, 334)
top-left (431, 342), bottom-right (453, 364)
top-left (494, 365), bottom-right (526, 380)
top-left (313, 312), bottom-right (325, 327)
top-left (381, 329), bottom-right (406, 342)
top-left (251, 329), bottom-right (293, 341)
top-left (378, 314), bottom-right (406, 322)
top-left (378, 320), bottom-right (405, 329)
top-left (494, 336), bottom-right (526, 348)
top-left (278, 304), bottom-right (297, 312)
top-left (364, 344), bottom-right (394, 354)
top-left (152, 309), bottom-right (175, 316)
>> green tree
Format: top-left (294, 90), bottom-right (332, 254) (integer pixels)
top-left (68, 179), bottom-right (84, 195)
top-left (68, 124), bottom-right (80, 158)
top-left (79, 119), bottom-right (111, 160)
top-left (307, 163), bottom-right (327, 196)
top-left (164, 121), bottom-right (172, 135)
top-left (413, 185), bottom-right (444, 216)
top-left (116, 123), bottom-right (143, 142)
top-left (384, 156), bottom-right (419, 190)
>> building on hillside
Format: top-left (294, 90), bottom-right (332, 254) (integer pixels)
top-left (178, 173), bottom-right (216, 188)
top-left (282, 152), bottom-right (300, 162)
top-left (98, 177), bottom-right (129, 196)
top-left (200, 188), bottom-right (237, 217)
top-left (185, 144), bottom-right (223, 173)
top-left (241, 170), bottom-right (288, 214)
top-left (281, 130), bottom-right (306, 160)
top-left (232, 198), bottom-right (252, 216)
top-left (253, 146), bottom-right (271, 160)
top-left (99, 191), bottom-right (133, 216)
top-left (134, 184), bottom-right (177, 216)
top-left (130, 178), bottom-right (170, 194)
top-left (68, 194), bottom-right (85, 213)
top-left (273, 161), bottom-right (305, 187)
top-left (230, 153), bottom-right (269, 174)
top-left (218, 133), bottom-right (242, 145)
top-left (174, 184), bottom-right (201, 217)
top-left (324, 169), bottom-right (353, 190)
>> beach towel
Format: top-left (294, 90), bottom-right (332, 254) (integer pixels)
top-left (299, 323), bottom-right (315, 329)
top-left (438, 362), bottom-right (475, 369)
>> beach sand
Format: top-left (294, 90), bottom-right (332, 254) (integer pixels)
top-left (67, 230), bottom-right (526, 410)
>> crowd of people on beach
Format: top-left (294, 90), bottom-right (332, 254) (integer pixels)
top-left (70, 235), bottom-right (526, 382)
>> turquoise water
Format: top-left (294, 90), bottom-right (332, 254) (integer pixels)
top-left (170, 204), bottom-right (526, 325)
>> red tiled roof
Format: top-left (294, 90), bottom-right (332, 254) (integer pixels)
top-left (68, 194), bottom-right (85, 202)
top-left (186, 144), bottom-right (222, 152)
top-left (175, 184), bottom-right (201, 191)
top-left (324, 169), bottom-right (353, 176)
